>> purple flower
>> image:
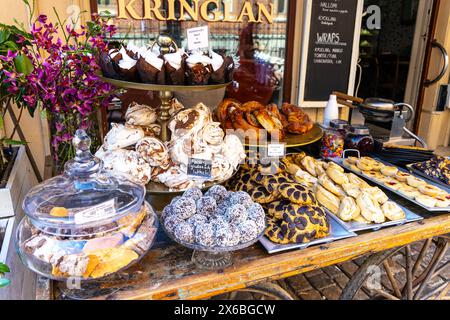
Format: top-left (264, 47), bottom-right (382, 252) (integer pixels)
top-left (37, 14), bottom-right (47, 24)
top-left (0, 50), bottom-right (18, 63)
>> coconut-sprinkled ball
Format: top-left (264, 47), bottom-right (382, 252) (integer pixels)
top-left (195, 223), bottom-right (215, 247)
top-left (172, 197), bottom-right (197, 220)
top-left (225, 204), bottom-right (248, 225)
top-left (215, 225), bottom-right (235, 247)
top-left (183, 188), bottom-right (203, 201)
top-left (174, 222), bottom-right (195, 244)
top-left (247, 203), bottom-right (265, 222)
top-left (196, 196), bottom-right (217, 218)
top-left (230, 191), bottom-right (253, 208)
top-left (238, 220), bottom-right (259, 243)
top-left (164, 215), bottom-right (184, 234)
top-left (205, 185), bottom-right (229, 203)
top-left (187, 214), bottom-right (208, 227)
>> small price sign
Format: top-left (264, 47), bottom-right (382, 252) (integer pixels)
top-left (267, 143), bottom-right (286, 158)
top-left (187, 26), bottom-right (210, 51)
top-left (74, 199), bottom-right (116, 225)
top-left (187, 158), bottom-right (212, 179)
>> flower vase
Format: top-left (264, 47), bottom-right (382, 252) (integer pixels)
top-left (48, 111), bottom-right (101, 174)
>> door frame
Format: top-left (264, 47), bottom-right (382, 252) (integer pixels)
top-left (403, 0), bottom-right (436, 130)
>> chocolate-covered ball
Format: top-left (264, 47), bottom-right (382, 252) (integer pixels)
top-left (205, 185), bottom-right (229, 203)
top-left (230, 191), bottom-right (253, 208)
top-left (195, 223), bottom-right (215, 247)
top-left (172, 197), bottom-right (197, 220)
top-left (174, 222), bottom-right (195, 244)
top-left (196, 196), bottom-right (217, 218)
top-left (164, 215), bottom-right (183, 234)
top-left (183, 188), bottom-right (203, 201)
top-left (238, 220), bottom-right (258, 243)
top-left (225, 204), bottom-right (248, 225)
top-left (187, 214), bottom-right (208, 226)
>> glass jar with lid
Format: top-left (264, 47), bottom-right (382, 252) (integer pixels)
top-left (345, 125), bottom-right (375, 155)
top-left (16, 130), bottom-right (158, 281)
top-left (320, 119), bottom-right (348, 159)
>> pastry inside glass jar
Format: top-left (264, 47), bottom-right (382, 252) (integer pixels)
top-left (21, 204), bottom-right (156, 279)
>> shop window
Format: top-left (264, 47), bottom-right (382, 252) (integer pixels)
top-left (93, 0), bottom-right (293, 106)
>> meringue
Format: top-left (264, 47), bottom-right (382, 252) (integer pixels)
top-left (125, 102), bottom-right (158, 127)
top-left (103, 123), bottom-right (145, 151)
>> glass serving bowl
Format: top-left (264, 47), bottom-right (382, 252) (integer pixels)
top-left (162, 222), bottom-right (264, 270)
top-left (15, 130), bottom-right (158, 282)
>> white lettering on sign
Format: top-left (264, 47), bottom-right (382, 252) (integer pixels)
top-left (187, 26), bottom-right (210, 51)
top-left (267, 144), bottom-right (286, 158)
top-left (74, 199), bottom-right (116, 225)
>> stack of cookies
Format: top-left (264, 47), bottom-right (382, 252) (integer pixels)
top-left (224, 153), bottom-right (330, 245)
top-left (343, 156), bottom-right (450, 209)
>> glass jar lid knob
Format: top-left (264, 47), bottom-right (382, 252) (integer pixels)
top-left (64, 129), bottom-right (102, 177)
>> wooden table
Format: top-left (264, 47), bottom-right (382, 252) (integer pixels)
top-left (32, 157), bottom-right (449, 300)
top-left (44, 207), bottom-right (450, 300)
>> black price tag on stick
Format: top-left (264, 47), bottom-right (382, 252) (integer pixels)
top-left (187, 158), bottom-right (212, 179)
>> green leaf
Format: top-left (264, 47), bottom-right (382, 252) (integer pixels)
top-left (14, 54), bottom-right (33, 75)
top-left (2, 138), bottom-right (26, 145)
top-left (0, 30), bottom-right (11, 44)
top-left (0, 263), bottom-right (10, 273)
top-left (0, 278), bottom-right (10, 288)
top-left (2, 40), bottom-right (18, 50)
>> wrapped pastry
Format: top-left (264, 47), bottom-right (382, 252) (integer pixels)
top-left (339, 197), bottom-right (361, 222)
top-left (209, 51), bottom-right (234, 84)
top-left (381, 201), bottom-right (405, 221)
top-left (318, 174), bottom-right (347, 198)
top-left (356, 192), bottom-right (385, 224)
top-left (136, 137), bottom-right (170, 168)
top-left (99, 48), bottom-right (121, 79)
top-left (125, 42), bottom-right (146, 60)
top-left (164, 49), bottom-right (186, 85)
top-left (316, 185), bottom-right (340, 215)
top-left (103, 123), bottom-right (145, 151)
top-left (125, 102), bottom-right (158, 127)
top-left (136, 49), bottom-right (166, 84)
top-left (186, 52), bottom-right (213, 85)
top-left (117, 47), bottom-right (139, 82)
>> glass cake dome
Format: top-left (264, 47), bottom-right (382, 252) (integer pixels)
top-left (22, 129), bottom-right (145, 236)
top-left (16, 130), bottom-right (157, 281)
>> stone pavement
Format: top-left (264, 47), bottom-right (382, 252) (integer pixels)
top-left (214, 239), bottom-right (449, 300)
top-left (280, 239), bottom-right (450, 300)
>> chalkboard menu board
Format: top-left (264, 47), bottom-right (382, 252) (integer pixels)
top-left (302, 0), bottom-right (362, 103)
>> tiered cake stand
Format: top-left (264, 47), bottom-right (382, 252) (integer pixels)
top-left (100, 76), bottom-right (231, 142)
top-left (100, 77), bottom-right (233, 210)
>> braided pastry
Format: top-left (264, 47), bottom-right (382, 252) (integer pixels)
top-left (254, 109), bottom-right (285, 140)
top-left (217, 98), bottom-right (241, 123)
